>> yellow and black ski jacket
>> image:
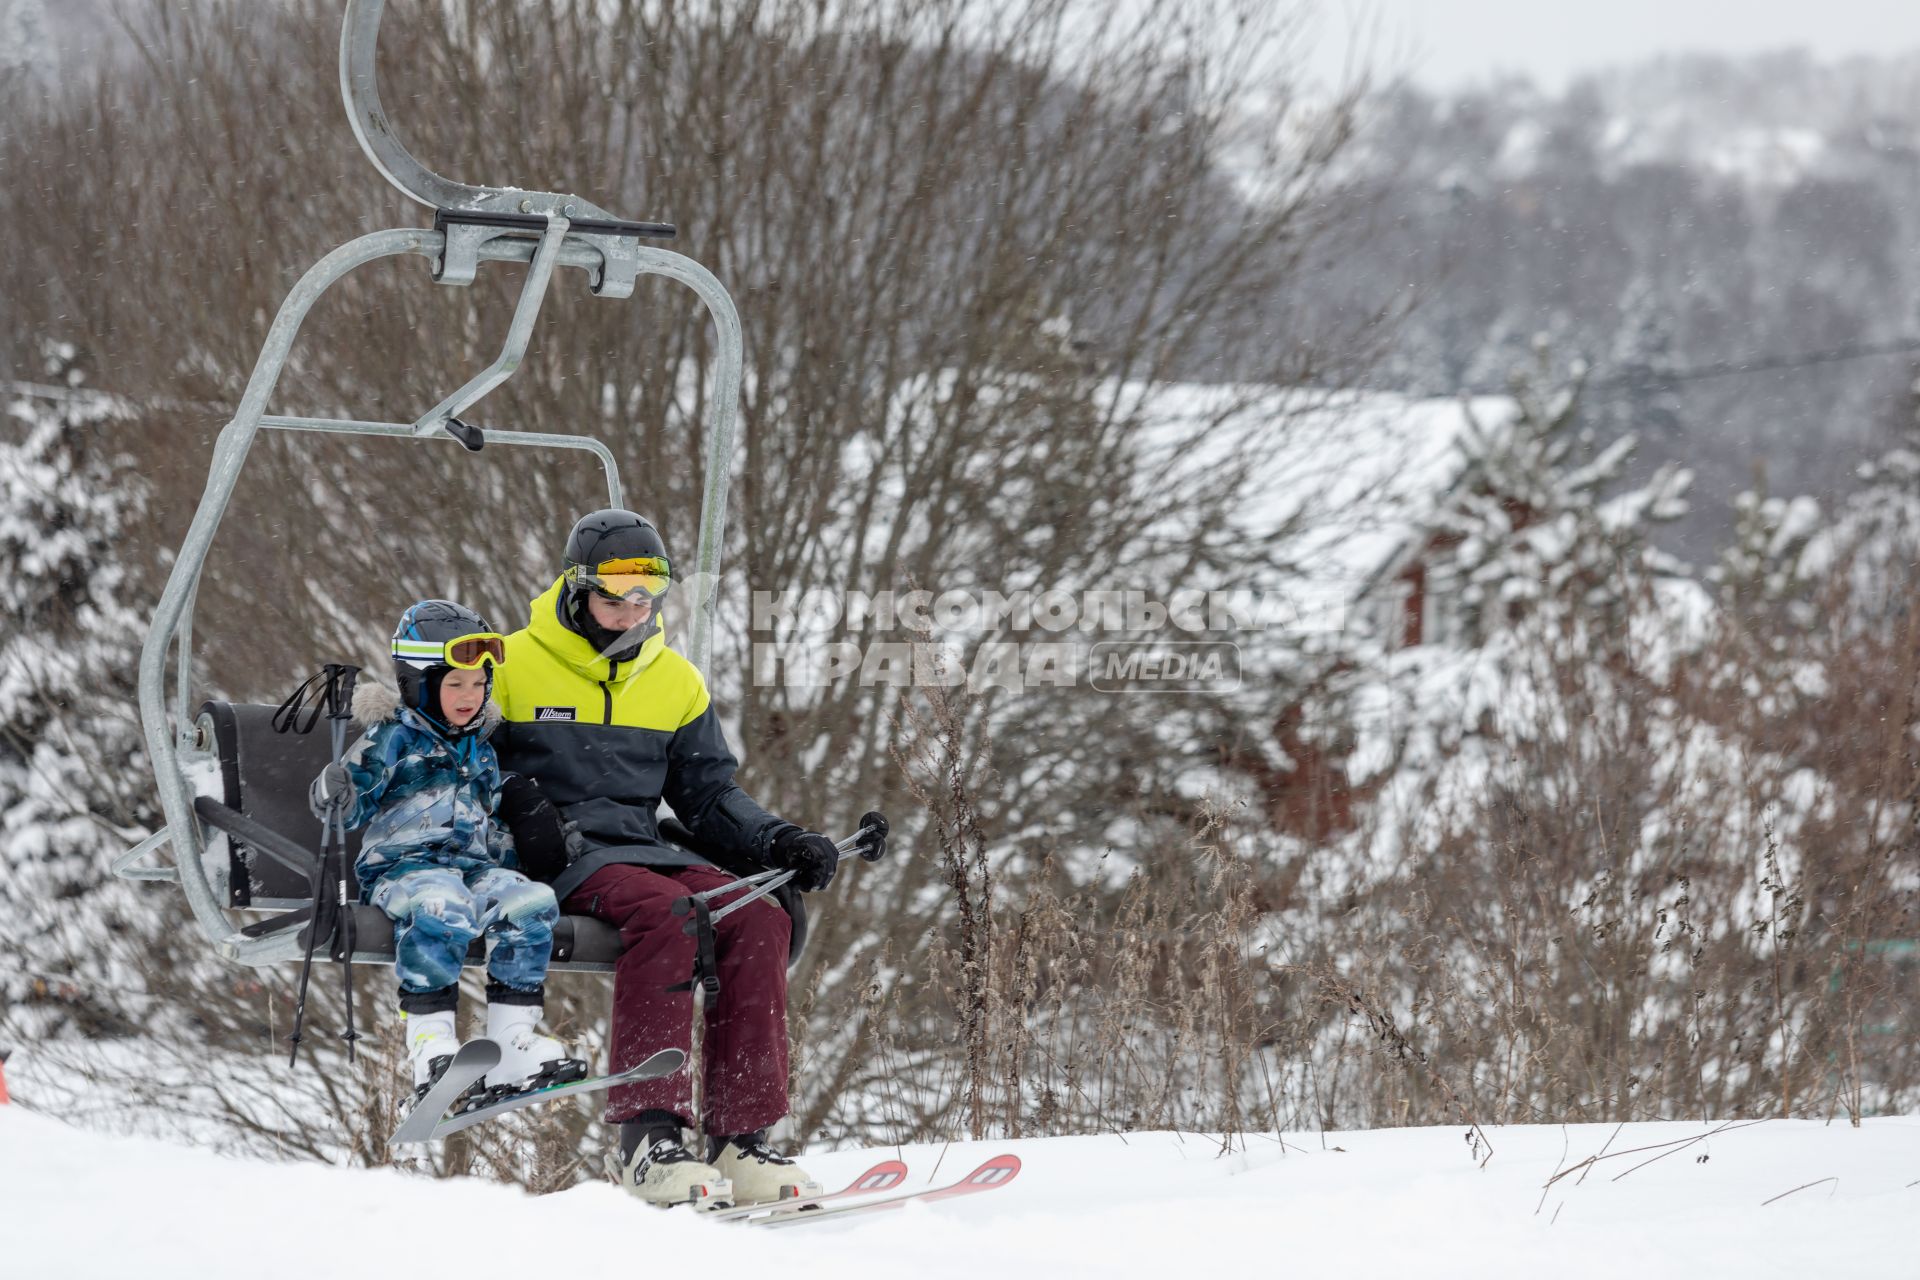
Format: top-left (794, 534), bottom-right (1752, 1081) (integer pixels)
top-left (490, 576), bottom-right (798, 902)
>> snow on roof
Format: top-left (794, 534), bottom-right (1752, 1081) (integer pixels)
top-left (1130, 381), bottom-right (1515, 624)
top-left (1256, 391), bottom-right (1513, 595)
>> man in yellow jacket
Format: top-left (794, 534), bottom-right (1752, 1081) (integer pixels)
top-left (490, 509), bottom-right (886, 1209)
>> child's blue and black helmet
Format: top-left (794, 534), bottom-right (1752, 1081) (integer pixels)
top-left (390, 599), bottom-right (505, 729)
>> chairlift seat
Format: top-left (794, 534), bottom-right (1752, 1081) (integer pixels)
top-left (195, 700), bottom-right (805, 972)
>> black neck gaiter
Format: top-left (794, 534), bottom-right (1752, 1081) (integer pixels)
top-left (567, 592), bottom-right (650, 662)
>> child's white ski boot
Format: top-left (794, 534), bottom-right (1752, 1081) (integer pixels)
top-left (712, 1131), bottom-right (824, 1206)
top-left (402, 1008), bottom-right (462, 1100)
top-left (483, 1001), bottom-right (588, 1093)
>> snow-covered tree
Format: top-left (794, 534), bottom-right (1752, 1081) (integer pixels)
top-left (1813, 371), bottom-right (1920, 622)
top-left (1703, 483), bottom-right (1825, 729)
top-left (0, 344), bottom-right (157, 1041)
top-left (1429, 347), bottom-right (1692, 655)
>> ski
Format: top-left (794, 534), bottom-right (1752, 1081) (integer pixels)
top-left (748, 1153), bottom-right (1020, 1228)
top-left (708, 1157), bottom-right (911, 1223)
top-left (422, 1046), bottom-right (687, 1141)
top-left (388, 1039), bottom-right (500, 1147)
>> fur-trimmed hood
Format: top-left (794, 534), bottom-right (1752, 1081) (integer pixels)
top-left (351, 681), bottom-right (402, 725)
top-left (352, 680), bottom-right (503, 738)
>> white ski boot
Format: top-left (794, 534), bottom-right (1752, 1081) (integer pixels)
top-left (403, 1008), bottom-right (462, 1099)
top-left (712, 1131), bottom-right (823, 1206)
top-left (484, 1001), bottom-right (588, 1093)
top-left (608, 1130), bottom-right (734, 1209)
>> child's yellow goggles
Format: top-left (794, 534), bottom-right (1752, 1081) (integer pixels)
top-left (391, 632), bottom-right (507, 669)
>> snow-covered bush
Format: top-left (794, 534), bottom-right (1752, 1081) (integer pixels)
top-left (1, 347), bottom-right (157, 1041)
top-left (1275, 356), bottom-right (1918, 1129)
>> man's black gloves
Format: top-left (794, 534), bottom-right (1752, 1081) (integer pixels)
top-left (854, 810), bottom-right (890, 862)
top-left (308, 762), bottom-right (354, 821)
top-left (497, 773), bottom-right (571, 883)
top-left (771, 827), bottom-right (841, 892)
top-left (772, 813), bottom-right (889, 891)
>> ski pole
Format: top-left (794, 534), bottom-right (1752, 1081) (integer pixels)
top-left (279, 668), bottom-right (337, 1065)
top-left (844, 823), bottom-right (886, 861)
top-left (699, 826), bottom-right (874, 923)
top-left (704, 870), bottom-right (797, 925)
top-left (674, 867), bottom-right (785, 909)
top-left (670, 827), bottom-right (876, 914)
top-left (326, 666), bottom-right (361, 1062)
top-left (278, 664), bottom-right (359, 1067)
top-left (672, 827), bottom-right (880, 924)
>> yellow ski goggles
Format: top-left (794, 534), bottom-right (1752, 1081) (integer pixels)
top-left (567, 555), bottom-right (672, 603)
top-left (391, 632), bottom-right (507, 670)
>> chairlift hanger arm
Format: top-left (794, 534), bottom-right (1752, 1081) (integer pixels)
top-left (340, 0), bottom-right (504, 213)
top-left (342, 0), bottom-right (674, 302)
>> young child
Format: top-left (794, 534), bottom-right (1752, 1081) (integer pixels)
top-left (309, 598), bottom-right (586, 1102)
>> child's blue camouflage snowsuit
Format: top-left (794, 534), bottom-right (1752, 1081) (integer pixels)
top-left (340, 683), bottom-right (557, 998)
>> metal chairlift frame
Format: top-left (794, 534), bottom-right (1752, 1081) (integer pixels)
top-left (123, 0), bottom-right (745, 968)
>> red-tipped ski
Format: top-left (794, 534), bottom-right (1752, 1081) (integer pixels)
top-left (749, 1154), bottom-right (1020, 1228)
top-left (709, 1158), bottom-right (910, 1222)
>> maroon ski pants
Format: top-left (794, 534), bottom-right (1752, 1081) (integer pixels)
top-left (564, 863), bottom-right (791, 1138)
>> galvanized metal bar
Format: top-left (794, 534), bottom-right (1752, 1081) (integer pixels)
top-left (111, 829), bottom-right (178, 884)
top-left (413, 214), bottom-right (572, 437)
top-left (339, 0), bottom-right (638, 250)
top-left (139, 229), bottom-right (437, 956)
top-left (627, 247), bottom-right (743, 677)
top-left (260, 416), bottom-right (624, 508)
top-left (173, 582), bottom-right (197, 751)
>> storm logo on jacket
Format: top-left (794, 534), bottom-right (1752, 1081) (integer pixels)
top-left (535, 706), bottom-right (577, 722)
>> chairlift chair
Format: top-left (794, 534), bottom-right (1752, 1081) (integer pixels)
top-left (119, 0), bottom-right (807, 984)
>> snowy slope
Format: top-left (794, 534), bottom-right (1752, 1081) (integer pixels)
top-left (2, 1105), bottom-right (1913, 1279)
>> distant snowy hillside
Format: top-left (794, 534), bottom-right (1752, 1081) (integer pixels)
top-left (3, 1105), bottom-right (1913, 1279)
top-left (1583, 51), bottom-right (1920, 186)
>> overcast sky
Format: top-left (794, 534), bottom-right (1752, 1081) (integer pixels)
top-left (1307, 0), bottom-right (1920, 91)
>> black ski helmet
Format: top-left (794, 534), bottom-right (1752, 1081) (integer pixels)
top-left (390, 599), bottom-right (501, 732)
top-left (560, 509), bottom-right (672, 653)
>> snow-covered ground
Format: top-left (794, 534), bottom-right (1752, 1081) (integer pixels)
top-left (3, 1103), bottom-right (1913, 1279)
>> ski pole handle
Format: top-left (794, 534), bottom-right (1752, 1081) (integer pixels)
top-left (841, 811), bottom-right (891, 862)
